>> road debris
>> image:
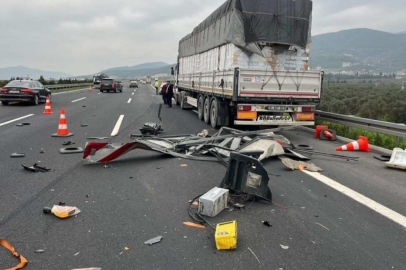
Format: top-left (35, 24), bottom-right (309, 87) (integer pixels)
top-left (248, 247), bottom-right (261, 264)
top-left (10, 153), bottom-right (25, 158)
top-left (140, 104), bottom-right (163, 135)
top-left (198, 187), bottom-right (229, 217)
top-left (238, 138), bottom-right (285, 160)
top-left (220, 152), bottom-right (272, 202)
top-left (280, 157), bottom-right (323, 172)
top-left (183, 222), bottom-right (205, 228)
top-left (215, 220), bottom-right (237, 250)
top-left (180, 164), bottom-right (188, 167)
top-left (124, 247), bottom-right (130, 251)
top-left (81, 124), bottom-right (88, 127)
top-left (280, 244), bottom-right (289, 250)
top-left (86, 126), bottom-right (293, 163)
top-left (290, 148), bottom-right (359, 161)
top-left (40, 148), bottom-right (45, 154)
top-left (385, 148), bottom-right (406, 170)
top-left (197, 129), bottom-right (208, 137)
top-left (374, 155), bottom-right (392, 162)
top-left (35, 249), bottom-right (45, 253)
top-left (315, 222), bottom-right (331, 231)
top-left (62, 140), bottom-right (75, 146)
top-left (68, 267), bottom-right (101, 269)
top-left (0, 239), bottom-right (28, 269)
top-left (60, 147), bottom-right (84, 154)
top-left (22, 163), bottom-right (51, 172)
top-left (262, 221), bottom-right (272, 227)
top-left (43, 204), bottom-right (81, 219)
top-left (144, 236), bottom-right (163, 246)
top-left (103, 165), bottom-right (111, 169)
top-left (16, 123), bottom-right (30, 127)
top-left (233, 203), bottom-right (245, 209)
top-left (74, 252), bottom-right (80, 256)
top-left (140, 122), bottom-right (163, 135)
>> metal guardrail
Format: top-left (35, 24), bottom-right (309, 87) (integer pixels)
top-left (315, 110), bottom-right (406, 145)
top-left (45, 83), bottom-right (92, 90)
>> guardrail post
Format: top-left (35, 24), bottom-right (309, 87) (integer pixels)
top-left (396, 137), bottom-right (400, 147)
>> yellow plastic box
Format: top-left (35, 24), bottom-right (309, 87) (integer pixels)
top-left (215, 220), bottom-right (237, 250)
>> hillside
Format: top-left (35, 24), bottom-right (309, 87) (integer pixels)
top-left (98, 63), bottom-right (175, 78)
top-left (310, 28), bottom-right (406, 72)
top-left (0, 66), bottom-right (71, 80)
top-left (101, 62), bottom-right (169, 77)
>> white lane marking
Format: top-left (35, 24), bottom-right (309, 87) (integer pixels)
top-left (0, 114), bottom-right (34, 127)
top-left (71, 97), bottom-right (87, 103)
top-left (132, 92), bottom-right (134, 95)
top-left (111, 115), bottom-right (124, 136)
top-left (303, 171), bottom-right (406, 229)
top-left (127, 98), bottom-right (132, 103)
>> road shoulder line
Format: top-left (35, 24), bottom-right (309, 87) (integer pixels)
top-left (303, 170), bottom-right (406, 228)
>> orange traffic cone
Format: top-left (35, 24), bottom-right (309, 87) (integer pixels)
top-left (52, 108), bottom-right (73, 137)
top-left (43, 95), bottom-right (52, 114)
top-left (315, 125), bottom-right (328, 138)
top-left (335, 136), bottom-right (369, 152)
top-left (323, 130), bottom-right (333, 138)
top-left (88, 85), bottom-right (92, 92)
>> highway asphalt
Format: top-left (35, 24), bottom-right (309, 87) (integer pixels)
top-left (0, 84), bottom-right (405, 270)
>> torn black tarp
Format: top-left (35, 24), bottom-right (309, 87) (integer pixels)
top-left (178, 0), bottom-right (312, 57)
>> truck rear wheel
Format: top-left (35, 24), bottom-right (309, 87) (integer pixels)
top-left (210, 97), bottom-right (219, 128)
top-left (197, 95), bottom-right (204, 121)
top-left (203, 97), bottom-right (211, 124)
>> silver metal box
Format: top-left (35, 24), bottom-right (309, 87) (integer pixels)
top-left (198, 187), bottom-right (229, 217)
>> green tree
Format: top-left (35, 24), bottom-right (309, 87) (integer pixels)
top-left (39, 75), bottom-right (47, 85)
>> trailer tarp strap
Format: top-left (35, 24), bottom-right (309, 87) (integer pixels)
top-left (0, 239), bottom-right (28, 270)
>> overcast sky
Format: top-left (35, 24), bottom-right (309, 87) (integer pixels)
top-left (1, 0), bottom-right (405, 75)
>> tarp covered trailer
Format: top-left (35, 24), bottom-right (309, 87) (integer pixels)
top-left (174, 0), bottom-right (323, 128)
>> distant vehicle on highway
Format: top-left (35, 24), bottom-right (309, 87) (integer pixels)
top-left (129, 81), bottom-right (138, 88)
top-left (99, 78), bottom-right (123, 93)
top-left (0, 80), bottom-right (51, 105)
top-left (93, 73), bottom-right (108, 87)
top-left (146, 76), bottom-right (152, 84)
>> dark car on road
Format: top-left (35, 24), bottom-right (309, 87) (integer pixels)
top-left (99, 78), bottom-right (123, 93)
top-left (0, 80), bottom-right (51, 105)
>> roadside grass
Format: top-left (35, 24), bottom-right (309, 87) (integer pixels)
top-left (316, 120), bottom-right (406, 150)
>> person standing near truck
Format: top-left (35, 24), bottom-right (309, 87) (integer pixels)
top-left (154, 80), bottom-right (159, 95)
top-left (161, 82), bottom-right (168, 105)
top-left (166, 81), bottom-right (174, 108)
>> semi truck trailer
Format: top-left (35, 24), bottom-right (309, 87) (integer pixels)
top-left (173, 0), bottom-right (323, 128)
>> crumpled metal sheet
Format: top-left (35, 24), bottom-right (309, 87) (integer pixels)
top-left (238, 138), bottom-right (285, 160)
top-left (280, 157), bottom-right (323, 172)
